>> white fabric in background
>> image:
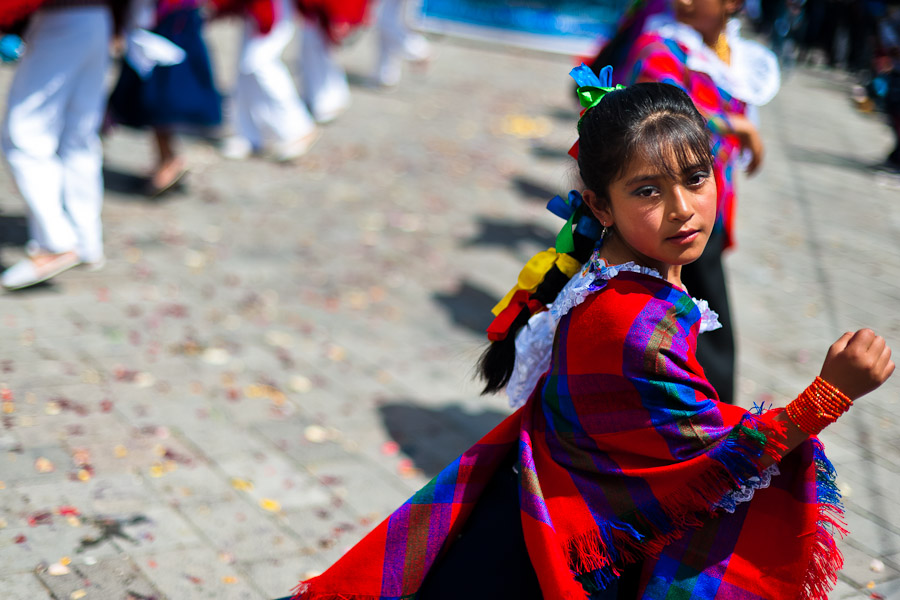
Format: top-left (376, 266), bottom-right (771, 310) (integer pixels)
top-left (1, 7), bottom-right (112, 263)
top-left (644, 16), bottom-right (781, 107)
top-left (299, 20), bottom-right (350, 123)
top-left (125, 29), bottom-right (187, 78)
top-left (233, 0), bottom-right (314, 146)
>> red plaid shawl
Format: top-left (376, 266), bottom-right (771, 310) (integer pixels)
top-left (293, 272), bottom-right (844, 599)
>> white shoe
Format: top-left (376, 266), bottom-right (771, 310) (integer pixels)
top-left (220, 136), bottom-right (256, 160)
top-left (82, 256), bottom-right (106, 272)
top-left (272, 129), bottom-right (320, 162)
top-left (309, 91), bottom-right (351, 124)
top-left (1, 252), bottom-right (81, 290)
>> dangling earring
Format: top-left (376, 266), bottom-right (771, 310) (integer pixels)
top-left (600, 223), bottom-right (609, 241)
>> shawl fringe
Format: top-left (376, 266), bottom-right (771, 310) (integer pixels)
top-left (800, 438), bottom-right (847, 600)
top-left (568, 414), bottom-right (778, 589)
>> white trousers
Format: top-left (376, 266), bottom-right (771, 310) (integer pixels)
top-left (375, 0), bottom-right (430, 85)
top-left (299, 20), bottom-right (350, 123)
top-left (1, 7), bottom-right (111, 262)
top-left (233, 0), bottom-right (315, 147)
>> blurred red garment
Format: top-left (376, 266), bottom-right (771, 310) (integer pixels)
top-left (0, 0), bottom-right (46, 28)
top-left (209, 0), bottom-right (276, 34)
top-left (295, 0), bottom-right (368, 43)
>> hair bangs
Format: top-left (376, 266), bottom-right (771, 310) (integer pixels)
top-left (624, 111), bottom-right (713, 181)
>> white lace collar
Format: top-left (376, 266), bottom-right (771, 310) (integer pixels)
top-left (506, 254), bottom-right (721, 409)
top-left (554, 255), bottom-right (721, 333)
top-left (643, 15), bottom-right (780, 106)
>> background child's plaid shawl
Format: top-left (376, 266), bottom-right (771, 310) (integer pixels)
top-left (293, 272), bottom-right (844, 600)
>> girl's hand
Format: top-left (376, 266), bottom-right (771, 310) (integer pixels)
top-left (729, 115), bottom-right (764, 175)
top-left (819, 329), bottom-right (895, 400)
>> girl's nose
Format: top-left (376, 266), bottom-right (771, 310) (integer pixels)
top-left (669, 187), bottom-right (694, 221)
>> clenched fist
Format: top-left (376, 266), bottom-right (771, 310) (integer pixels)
top-left (819, 329), bottom-right (895, 400)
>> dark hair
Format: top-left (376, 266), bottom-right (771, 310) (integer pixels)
top-left (478, 82), bottom-right (712, 395)
top-left (577, 82), bottom-right (712, 199)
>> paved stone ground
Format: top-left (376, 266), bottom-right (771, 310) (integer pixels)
top-left (0, 20), bottom-right (899, 600)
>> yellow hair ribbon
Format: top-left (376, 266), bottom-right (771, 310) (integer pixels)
top-left (491, 249), bottom-right (582, 316)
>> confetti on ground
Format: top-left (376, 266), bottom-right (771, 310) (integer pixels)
top-left (260, 498), bottom-right (281, 512)
top-left (222, 576), bottom-right (238, 584)
top-left (28, 512), bottom-right (53, 526)
top-left (381, 441), bottom-right (399, 456)
top-left (230, 478), bottom-right (253, 491)
top-left (325, 345), bottom-right (346, 361)
top-left (289, 375), bottom-right (312, 393)
top-left (304, 425), bottom-right (328, 443)
top-left (48, 562), bottom-right (70, 576)
top-left (202, 348), bottom-right (230, 365)
top-left (71, 591), bottom-right (87, 600)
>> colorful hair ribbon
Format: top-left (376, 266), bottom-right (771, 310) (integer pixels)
top-left (490, 247), bottom-right (581, 317)
top-left (572, 64), bottom-right (625, 124)
top-left (548, 190), bottom-right (603, 254)
top-left (486, 290), bottom-right (545, 341)
top-left (568, 64), bottom-right (625, 158)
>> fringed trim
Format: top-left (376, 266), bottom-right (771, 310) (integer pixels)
top-left (289, 580), bottom-right (417, 600)
top-left (799, 438), bottom-right (847, 600)
top-left (567, 414), bottom-right (776, 589)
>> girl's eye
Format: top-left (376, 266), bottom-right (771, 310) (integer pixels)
top-left (687, 171), bottom-right (710, 186)
top-left (634, 186), bottom-right (658, 197)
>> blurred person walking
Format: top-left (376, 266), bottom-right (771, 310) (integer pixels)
top-left (108, 0), bottom-right (222, 197)
top-left (294, 0), bottom-right (367, 123)
top-left (591, 0), bottom-right (780, 404)
top-left (214, 0), bottom-right (319, 161)
top-left (0, 0), bottom-right (125, 290)
top-left (372, 0), bottom-right (430, 87)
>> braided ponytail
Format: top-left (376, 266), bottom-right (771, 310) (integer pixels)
top-left (477, 223), bottom-right (597, 394)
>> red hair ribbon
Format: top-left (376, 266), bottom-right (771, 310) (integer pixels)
top-left (486, 289), bottom-right (545, 342)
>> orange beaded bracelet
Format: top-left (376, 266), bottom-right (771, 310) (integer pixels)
top-left (785, 376), bottom-right (853, 435)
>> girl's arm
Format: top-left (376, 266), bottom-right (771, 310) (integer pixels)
top-left (756, 329), bottom-right (894, 467)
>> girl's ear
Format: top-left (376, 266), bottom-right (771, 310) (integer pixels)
top-left (582, 189), bottom-right (613, 228)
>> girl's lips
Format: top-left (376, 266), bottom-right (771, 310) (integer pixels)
top-left (667, 229), bottom-right (700, 244)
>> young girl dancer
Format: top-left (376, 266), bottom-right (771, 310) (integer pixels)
top-left (286, 66), bottom-right (893, 600)
top-left (592, 0), bottom-right (781, 405)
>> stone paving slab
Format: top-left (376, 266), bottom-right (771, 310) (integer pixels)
top-left (0, 19), bottom-right (898, 600)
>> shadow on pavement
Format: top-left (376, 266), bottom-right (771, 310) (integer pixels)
top-left (530, 144), bottom-right (571, 161)
top-left (432, 280), bottom-right (495, 334)
top-left (103, 166), bottom-right (149, 196)
top-left (511, 174), bottom-right (557, 203)
top-left (0, 214), bottom-right (27, 247)
top-left (378, 401), bottom-right (508, 477)
top-left (465, 217), bottom-right (554, 250)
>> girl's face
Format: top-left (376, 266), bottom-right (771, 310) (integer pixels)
top-left (585, 152), bottom-right (717, 280)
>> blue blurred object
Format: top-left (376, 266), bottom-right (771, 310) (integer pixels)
top-left (0, 35), bottom-right (24, 63)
